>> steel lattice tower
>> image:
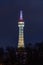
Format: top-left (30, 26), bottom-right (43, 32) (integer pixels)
top-left (18, 10), bottom-right (25, 48)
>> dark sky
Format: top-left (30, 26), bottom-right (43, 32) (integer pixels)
top-left (0, 0), bottom-right (43, 47)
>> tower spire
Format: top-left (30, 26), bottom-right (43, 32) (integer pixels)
top-left (20, 10), bottom-right (23, 20)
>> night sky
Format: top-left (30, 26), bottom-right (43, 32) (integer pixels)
top-left (0, 0), bottom-right (43, 47)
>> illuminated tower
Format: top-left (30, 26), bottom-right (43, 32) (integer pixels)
top-left (18, 10), bottom-right (25, 48)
